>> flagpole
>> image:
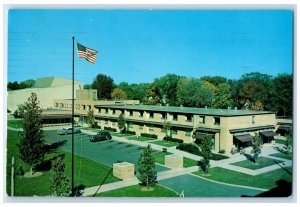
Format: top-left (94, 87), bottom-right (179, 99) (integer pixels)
top-left (72, 36), bottom-right (75, 196)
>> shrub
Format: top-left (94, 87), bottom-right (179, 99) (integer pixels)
top-left (163, 137), bottom-right (184, 143)
top-left (218, 149), bottom-right (225, 154)
top-left (104, 126), bottom-right (117, 132)
top-left (162, 148), bottom-right (167, 153)
top-left (125, 130), bottom-right (136, 135)
top-left (140, 133), bottom-right (158, 139)
top-left (176, 143), bottom-right (201, 156)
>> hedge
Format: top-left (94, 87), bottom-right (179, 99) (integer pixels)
top-left (140, 133), bottom-right (158, 139)
top-left (163, 137), bottom-right (184, 143)
top-left (124, 130), bottom-right (136, 135)
top-left (104, 126), bottom-right (117, 132)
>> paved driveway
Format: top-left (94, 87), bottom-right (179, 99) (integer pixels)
top-left (44, 130), bottom-right (169, 173)
top-left (158, 174), bottom-right (265, 197)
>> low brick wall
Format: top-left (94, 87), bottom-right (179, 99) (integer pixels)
top-left (165, 155), bottom-right (183, 169)
top-left (113, 162), bottom-right (135, 180)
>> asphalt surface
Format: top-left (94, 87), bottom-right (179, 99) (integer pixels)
top-left (44, 130), bottom-right (169, 173)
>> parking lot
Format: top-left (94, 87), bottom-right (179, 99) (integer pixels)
top-left (44, 130), bottom-right (169, 173)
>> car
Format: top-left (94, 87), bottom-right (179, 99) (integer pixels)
top-left (57, 127), bottom-right (81, 135)
top-left (90, 130), bottom-right (112, 142)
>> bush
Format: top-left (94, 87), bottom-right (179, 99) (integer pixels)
top-left (176, 143), bottom-right (201, 156)
top-left (125, 130), bottom-right (136, 135)
top-left (104, 126), bottom-right (117, 132)
top-left (162, 148), bottom-right (168, 153)
top-left (92, 123), bottom-right (101, 129)
top-left (218, 149), bottom-right (225, 154)
top-left (163, 136), bottom-right (184, 143)
top-left (140, 133), bottom-right (158, 139)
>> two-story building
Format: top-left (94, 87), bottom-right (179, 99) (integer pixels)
top-left (47, 89), bottom-right (277, 153)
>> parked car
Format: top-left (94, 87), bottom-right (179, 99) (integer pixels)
top-left (57, 127), bottom-right (81, 135)
top-left (90, 130), bottom-right (112, 142)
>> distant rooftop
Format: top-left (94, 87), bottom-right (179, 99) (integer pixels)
top-left (95, 104), bottom-right (275, 116)
top-left (34, 77), bottom-right (81, 88)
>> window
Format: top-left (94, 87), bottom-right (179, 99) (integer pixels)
top-left (214, 117), bottom-right (220, 125)
top-left (129, 110), bottom-right (133, 116)
top-left (199, 116), bottom-right (205, 124)
top-left (105, 109), bottom-right (108, 114)
top-left (139, 111), bottom-right (143, 117)
top-left (139, 125), bottom-right (143, 130)
top-left (161, 113), bottom-right (166, 120)
top-left (98, 108), bottom-right (101, 113)
top-left (185, 131), bottom-right (192, 136)
top-left (112, 109), bottom-right (115, 115)
top-left (87, 105), bottom-right (91, 110)
top-left (186, 115), bottom-right (193, 122)
top-left (173, 114), bottom-right (178, 121)
top-left (149, 112), bottom-right (154, 119)
top-left (82, 105), bottom-right (86, 110)
top-left (105, 120), bottom-right (108, 124)
top-left (128, 122), bottom-right (133, 129)
top-left (55, 103), bottom-right (59, 107)
top-left (148, 124), bottom-right (154, 131)
top-left (112, 122), bottom-right (116, 126)
top-left (252, 116), bottom-right (255, 124)
top-left (93, 92), bottom-right (97, 100)
top-left (172, 129), bottom-right (178, 135)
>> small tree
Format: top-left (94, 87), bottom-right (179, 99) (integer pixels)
top-left (117, 113), bottom-right (126, 133)
top-left (137, 145), bottom-right (157, 188)
top-left (163, 121), bottom-right (172, 141)
top-left (50, 155), bottom-right (71, 196)
top-left (251, 134), bottom-right (263, 163)
top-left (199, 135), bottom-right (212, 174)
top-left (284, 130), bottom-right (292, 154)
top-left (87, 109), bottom-right (95, 128)
top-left (18, 92), bottom-right (46, 175)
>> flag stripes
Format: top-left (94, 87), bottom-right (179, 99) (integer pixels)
top-left (76, 43), bottom-right (98, 64)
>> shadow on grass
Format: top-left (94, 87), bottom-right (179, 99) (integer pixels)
top-left (273, 160), bottom-right (292, 175)
top-left (34, 154), bottom-right (66, 172)
top-left (242, 179), bottom-right (292, 197)
top-left (244, 153), bottom-right (256, 163)
top-left (44, 140), bottom-right (67, 154)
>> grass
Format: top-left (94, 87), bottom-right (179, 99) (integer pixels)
top-left (230, 157), bottom-right (283, 170)
top-left (269, 152), bottom-right (292, 160)
top-left (151, 140), bottom-right (179, 147)
top-left (183, 157), bottom-right (199, 168)
top-left (6, 130), bottom-right (120, 196)
top-left (193, 166), bottom-right (292, 189)
top-left (111, 132), bottom-right (135, 137)
top-left (7, 120), bottom-right (23, 129)
top-left (127, 136), bottom-right (157, 142)
top-left (275, 139), bottom-right (286, 144)
top-left (95, 184), bottom-right (178, 197)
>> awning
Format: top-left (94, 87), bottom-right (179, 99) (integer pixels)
top-left (260, 131), bottom-right (277, 137)
top-left (278, 125), bottom-right (292, 130)
top-left (195, 132), bottom-right (214, 139)
top-left (196, 127), bottom-right (220, 133)
top-left (234, 134), bottom-right (253, 143)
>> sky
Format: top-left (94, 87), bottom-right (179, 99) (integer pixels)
top-left (8, 9), bottom-right (293, 85)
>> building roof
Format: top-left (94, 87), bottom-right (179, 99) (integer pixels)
top-left (95, 104), bottom-right (275, 116)
top-left (34, 77), bottom-right (81, 88)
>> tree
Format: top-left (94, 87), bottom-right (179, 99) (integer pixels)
top-left (91, 74), bottom-right (114, 99)
top-left (87, 109), bottom-right (95, 128)
top-left (199, 135), bottom-right (212, 174)
top-left (163, 121), bottom-right (172, 140)
top-left (146, 83), bottom-right (161, 105)
top-left (200, 76), bottom-right (227, 86)
top-left (117, 113), bottom-right (126, 133)
top-left (268, 74), bottom-right (293, 116)
top-left (137, 145), bottom-right (157, 188)
top-left (111, 88), bottom-right (127, 99)
top-left (18, 92), bottom-right (46, 175)
top-left (212, 83), bottom-right (233, 109)
top-left (50, 154), bottom-right (71, 196)
top-left (251, 134), bottom-right (263, 163)
top-left (13, 104), bottom-right (26, 118)
top-left (153, 74), bottom-right (180, 106)
top-left (83, 84), bottom-right (92, 89)
top-left (284, 130), bottom-right (292, 154)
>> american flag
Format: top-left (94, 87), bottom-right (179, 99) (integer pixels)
top-left (76, 43), bottom-right (98, 64)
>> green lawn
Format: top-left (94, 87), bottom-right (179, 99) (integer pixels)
top-left (95, 184), bottom-right (177, 197)
top-left (183, 157), bottom-right (199, 168)
top-left (111, 132), bottom-right (135, 137)
top-left (127, 136), bottom-right (157, 142)
top-left (193, 166), bottom-right (292, 189)
top-left (275, 139), bottom-right (286, 144)
top-left (6, 130), bottom-right (120, 196)
top-left (269, 152), bottom-right (292, 160)
top-left (7, 120), bottom-right (23, 129)
top-left (151, 140), bottom-right (179, 147)
top-left (230, 157), bottom-right (283, 170)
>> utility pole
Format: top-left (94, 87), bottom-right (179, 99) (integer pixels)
top-left (11, 156), bottom-right (14, 196)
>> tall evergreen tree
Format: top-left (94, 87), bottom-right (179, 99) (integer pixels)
top-left (87, 109), bottom-right (95, 128)
top-left (18, 92), bottom-right (46, 175)
top-left (251, 134), bottom-right (263, 163)
top-left (137, 145), bottom-right (157, 188)
top-left (50, 154), bottom-right (71, 196)
top-left (199, 135), bottom-right (212, 174)
top-left (117, 113), bottom-right (126, 133)
top-left (91, 74), bottom-right (114, 99)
